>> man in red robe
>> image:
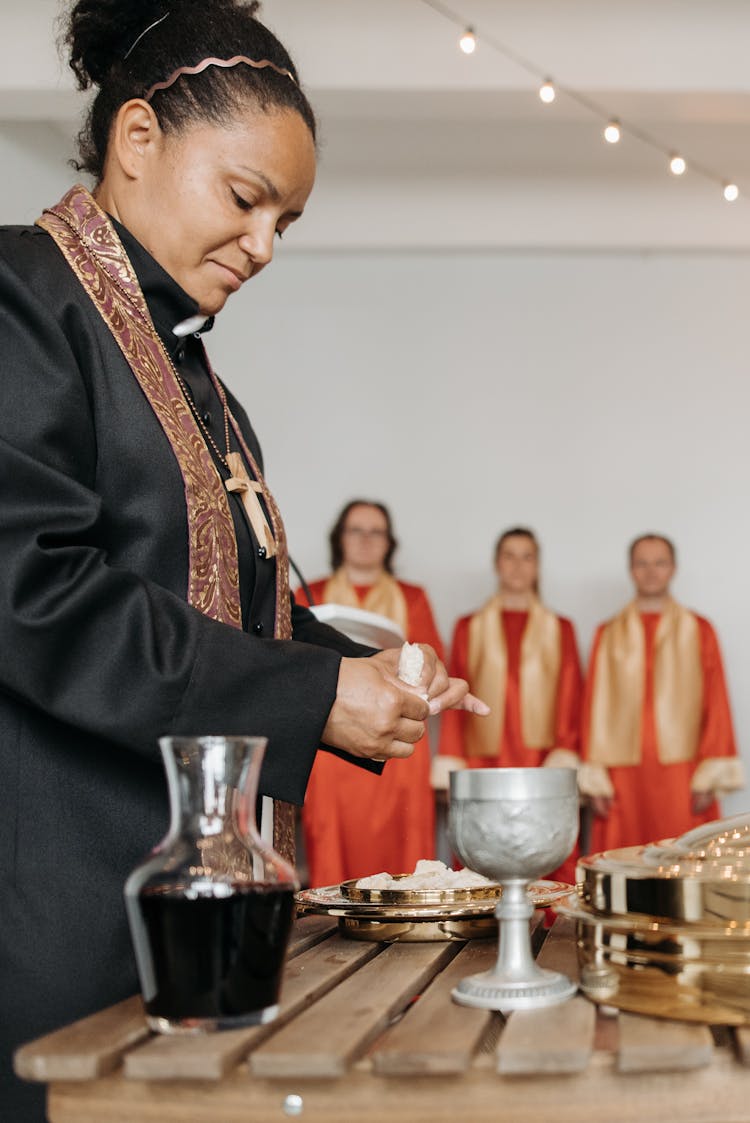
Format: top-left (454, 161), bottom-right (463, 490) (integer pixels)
top-left (581, 534), bottom-right (743, 853)
top-left (296, 500), bottom-right (445, 886)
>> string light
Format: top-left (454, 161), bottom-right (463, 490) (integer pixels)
top-left (458, 27), bottom-right (476, 54)
top-left (603, 120), bottom-right (621, 144)
top-left (419, 0), bottom-right (744, 206)
top-left (539, 79), bottom-right (556, 104)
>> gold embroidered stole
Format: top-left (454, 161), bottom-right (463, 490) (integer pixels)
top-left (323, 569), bottom-right (409, 636)
top-left (464, 595), bottom-right (562, 757)
top-left (587, 599), bottom-right (703, 766)
top-left (37, 185), bottom-right (295, 856)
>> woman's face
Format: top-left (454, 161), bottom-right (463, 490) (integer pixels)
top-left (495, 535), bottom-right (539, 595)
top-left (340, 505), bottom-right (391, 572)
top-left (120, 104), bottom-right (316, 315)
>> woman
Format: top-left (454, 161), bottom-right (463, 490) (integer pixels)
top-left (296, 500), bottom-right (445, 885)
top-left (0, 5), bottom-right (483, 1117)
top-left (436, 528), bottom-right (583, 880)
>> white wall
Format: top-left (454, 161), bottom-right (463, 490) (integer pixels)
top-left (0, 123), bottom-right (75, 219)
top-left (2, 121), bottom-right (748, 816)
top-left (209, 247), bottom-right (750, 816)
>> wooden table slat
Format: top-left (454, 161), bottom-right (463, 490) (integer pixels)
top-left (48, 1050), bottom-right (750, 1123)
top-left (372, 940), bottom-right (497, 1074)
top-left (535, 914), bottom-right (581, 982)
top-left (124, 933), bottom-right (379, 1080)
top-left (617, 1011), bottom-right (715, 1072)
top-left (14, 996), bottom-right (148, 1082)
top-left (288, 914), bottom-right (339, 957)
top-left (249, 940), bottom-right (456, 1078)
top-left (497, 996), bottom-right (596, 1074)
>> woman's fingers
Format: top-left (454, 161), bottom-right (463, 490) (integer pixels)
top-left (322, 656), bottom-right (428, 762)
top-left (398, 691), bottom-right (430, 722)
top-left (427, 678), bottom-right (491, 716)
top-left (388, 738), bottom-right (423, 759)
top-left (454, 691), bottom-right (491, 715)
top-left (371, 650), bottom-right (491, 718)
top-left (373, 645), bottom-right (448, 700)
top-left (322, 652), bottom-right (490, 765)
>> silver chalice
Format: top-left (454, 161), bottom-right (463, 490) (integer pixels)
top-left (449, 767), bottom-right (578, 1010)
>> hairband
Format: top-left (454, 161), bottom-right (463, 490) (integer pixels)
top-left (123, 11), bottom-right (296, 94)
top-left (144, 55), bottom-right (297, 101)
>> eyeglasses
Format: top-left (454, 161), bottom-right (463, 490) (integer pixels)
top-left (343, 527), bottom-right (389, 540)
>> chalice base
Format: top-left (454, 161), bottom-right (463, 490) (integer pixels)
top-left (452, 967), bottom-right (577, 1011)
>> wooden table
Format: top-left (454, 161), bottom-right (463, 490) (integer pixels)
top-left (15, 913), bottom-right (750, 1123)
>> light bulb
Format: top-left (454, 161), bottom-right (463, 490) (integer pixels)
top-left (670, 155), bottom-right (686, 176)
top-left (539, 79), bottom-right (556, 104)
top-left (459, 27), bottom-right (476, 54)
top-left (724, 183), bottom-right (739, 202)
top-left (603, 120), bottom-right (621, 144)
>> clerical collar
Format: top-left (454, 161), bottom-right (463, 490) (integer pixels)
top-left (110, 217), bottom-right (215, 350)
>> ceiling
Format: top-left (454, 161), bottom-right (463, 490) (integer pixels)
top-left (2, 1), bottom-right (750, 248)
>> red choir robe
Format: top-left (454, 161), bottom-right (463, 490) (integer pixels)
top-left (297, 578), bottom-right (444, 886)
top-left (583, 612), bottom-right (740, 854)
top-left (438, 610), bottom-right (583, 884)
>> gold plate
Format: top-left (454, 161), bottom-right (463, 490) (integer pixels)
top-left (557, 891), bottom-right (750, 1024)
top-left (339, 876), bottom-right (501, 906)
top-left (338, 915), bottom-right (499, 943)
top-left (296, 881), bottom-right (571, 942)
top-left (556, 814), bottom-right (750, 1024)
top-left (577, 815), bottom-right (750, 925)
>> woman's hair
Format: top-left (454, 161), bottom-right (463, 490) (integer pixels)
top-left (493, 526), bottom-right (539, 564)
top-left (494, 526), bottom-right (540, 594)
top-left (329, 500), bottom-right (398, 574)
top-left (62, 0), bottom-right (317, 181)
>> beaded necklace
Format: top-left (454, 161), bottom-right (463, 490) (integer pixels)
top-left (171, 342), bottom-right (277, 558)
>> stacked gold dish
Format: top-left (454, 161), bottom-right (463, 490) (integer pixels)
top-left (557, 814), bottom-right (750, 1024)
top-left (296, 878), bottom-right (571, 943)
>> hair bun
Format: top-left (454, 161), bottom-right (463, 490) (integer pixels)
top-left (63, 0), bottom-right (170, 88)
top-left (65, 0), bottom-right (314, 182)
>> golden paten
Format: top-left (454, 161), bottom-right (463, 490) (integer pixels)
top-left (558, 813), bottom-right (750, 1024)
top-left (297, 880), bottom-right (570, 942)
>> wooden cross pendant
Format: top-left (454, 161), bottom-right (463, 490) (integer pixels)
top-left (225, 452), bottom-right (277, 558)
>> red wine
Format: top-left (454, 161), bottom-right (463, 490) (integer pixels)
top-left (135, 883), bottom-right (295, 1021)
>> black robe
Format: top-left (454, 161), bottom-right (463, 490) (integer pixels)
top-left (0, 220), bottom-right (370, 1121)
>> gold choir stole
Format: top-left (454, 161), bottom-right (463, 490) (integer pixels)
top-left (37, 185), bottom-right (296, 857)
top-left (464, 595), bottom-right (562, 757)
top-left (587, 599), bottom-right (703, 766)
top-left (322, 569), bottom-right (409, 636)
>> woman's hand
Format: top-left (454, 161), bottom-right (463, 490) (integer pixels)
top-left (322, 648), bottom-right (490, 762)
top-left (322, 656), bottom-right (430, 760)
top-left (370, 646), bottom-right (490, 717)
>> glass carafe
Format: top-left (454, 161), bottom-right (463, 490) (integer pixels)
top-left (125, 735), bottom-right (298, 1034)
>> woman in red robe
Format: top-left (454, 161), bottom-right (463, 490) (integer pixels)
top-left (297, 500), bottom-right (444, 886)
top-left (436, 528), bottom-right (583, 883)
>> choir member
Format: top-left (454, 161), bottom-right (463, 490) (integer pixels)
top-left (436, 528), bottom-right (583, 882)
top-left (580, 533), bottom-right (743, 852)
top-left (297, 500), bottom-right (445, 885)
